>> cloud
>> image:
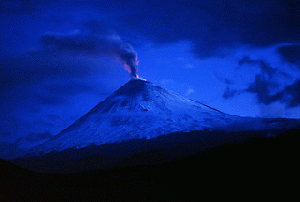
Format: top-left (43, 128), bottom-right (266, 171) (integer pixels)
top-left (277, 44), bottom-right (300, 66)
top-left (39, 31), bottom-right (117, 55)
top-left (239, 55), bottom-right (300, 108)
top-left (0, 51), bottom-right (96, 93)
top-left (83, 19), bottom-right (115, 35)
top-left (0, 132), bottom-right (11, 137)
top-left (0, 32), bottom-right (130, 144)
top-left (0, 0), bottom-right (38, 14)
top-left (31, 81), bottom-right (110, 106)
top-left (223, 86), bottom-right (239, 99)
top-left (2, 1), bottom-right (300, 58)
top-left (235, 56), bottom-right (281, 104)
top-left (245, 74), bottom-right (276, 105)
top-left (272, 79), bottom-right (300, 107)
top-left (246, 77), bottom-right (300, 108)
top-left (40, 30), bottom-right (139, 77)
top-left (111, 0), bottom-right (300, 57)
top-left (238, 56), bottom-right (277, 78)
top-left (0, 11), bottom-right (145, 149)
top-left (223, 54), bottom-right (300, 110)
top-left (0, 51), bottom-right (105, 118)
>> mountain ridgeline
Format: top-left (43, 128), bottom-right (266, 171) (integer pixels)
top-left (10, 79), bottom-right (298, 173)
top-left (28, 79), bottom-right (244, 156)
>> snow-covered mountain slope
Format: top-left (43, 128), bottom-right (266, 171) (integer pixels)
top-left (29, 79), bottom-right (300, 155)
top-left (29, 80), bottom-right (234, 154)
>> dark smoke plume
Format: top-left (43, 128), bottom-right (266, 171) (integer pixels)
top-left (40, 31), bottom-right (139, 78)
top-left (118, 43), bottom-right (138, 78)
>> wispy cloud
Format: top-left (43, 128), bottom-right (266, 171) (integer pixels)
top-left (223, 55), bottom-right (300, 109)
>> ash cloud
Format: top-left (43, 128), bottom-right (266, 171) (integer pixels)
top-left (40, 31), bottom-right (138, 77)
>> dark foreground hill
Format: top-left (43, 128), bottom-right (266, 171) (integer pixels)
top-left (2, 129), bottom-right (299, 201)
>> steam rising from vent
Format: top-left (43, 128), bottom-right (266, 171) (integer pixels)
top-left (40, 31), bottom-right (139, 78)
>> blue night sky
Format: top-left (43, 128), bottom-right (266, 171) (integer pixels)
top-left (1, 0), bottom-right (300, 155)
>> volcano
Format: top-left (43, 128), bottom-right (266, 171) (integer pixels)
top-left (28, 79), bottom-right (299, 157)
top-left (29, 79), bottom-right (233, 154)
